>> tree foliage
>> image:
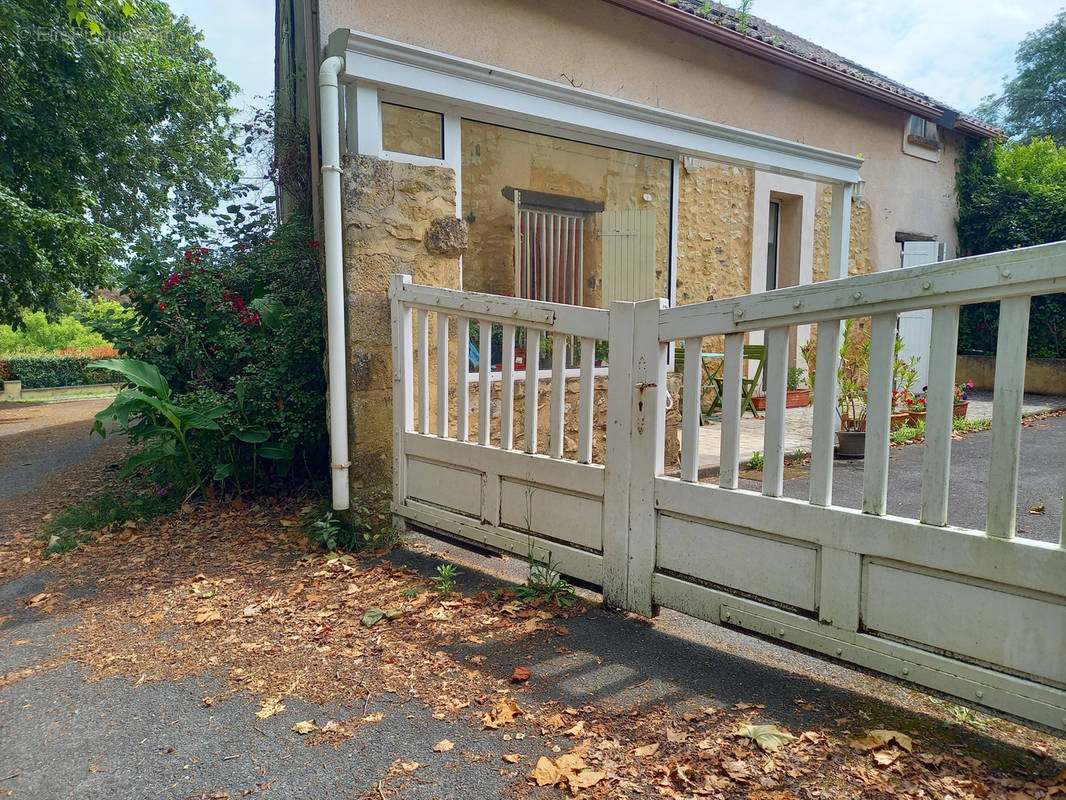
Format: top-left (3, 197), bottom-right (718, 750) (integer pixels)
top-left (0, 0), bottom-right (238, 326)
top-left (975, 11), bottom-right (1066, 142)
top-left (956, 137), bottom-right (1066, 358)
top-left (956, 137), bottom-right (1066, 255)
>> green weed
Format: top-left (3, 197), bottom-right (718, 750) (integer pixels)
top-left (431, 563), bottom-right (461, 596)
top-left (516, 548), bottom-right (576, 608)
top-left (302, 488), bottom-right (397, 552)
top-left (746, 450), bottom-right (764, 470)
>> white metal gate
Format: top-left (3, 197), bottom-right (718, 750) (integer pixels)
top-left (390, 242), bottom-right (1066, 732)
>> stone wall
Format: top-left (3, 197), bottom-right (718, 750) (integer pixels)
top-left (341, 154), bottom-right (462, 487)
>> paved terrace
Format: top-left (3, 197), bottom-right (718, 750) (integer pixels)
top-left (693, 390), bottom-right (1066, 473)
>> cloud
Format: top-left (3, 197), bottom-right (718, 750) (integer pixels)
top-left (168, 0), bottom-right (275, 114)
top-left (750, 0), bottom-right (1065, 111)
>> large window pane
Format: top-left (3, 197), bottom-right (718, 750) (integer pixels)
top-left (460, 119), bottom-right (672, 308)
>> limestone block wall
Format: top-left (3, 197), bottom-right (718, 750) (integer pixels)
top-left (341, 154), bottom-right (461, 487)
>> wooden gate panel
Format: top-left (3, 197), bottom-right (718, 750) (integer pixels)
top-left (656, 515), bottom-right (819, 612)
top-left (863, 560), bottom-right (1066, 687)
top-left (406, 457), bottom-right (483, 517)
top-left (499, 479), bottom-right (603, 551)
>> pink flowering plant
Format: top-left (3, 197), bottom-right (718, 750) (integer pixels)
top-left (88, 210), bottom-right (326, 498)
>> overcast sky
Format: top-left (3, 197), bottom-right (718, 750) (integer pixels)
top-left (168, 0), bottom-right (1064, 119)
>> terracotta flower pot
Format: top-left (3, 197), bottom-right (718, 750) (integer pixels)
top-left (752, 389), bottom-right (811, 411)
top-left (907, 410), bottom-right (926, 426)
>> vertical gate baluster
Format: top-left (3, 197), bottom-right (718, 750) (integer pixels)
top-left (987, 296), bottom-right (1031, 539)
top-left (861, 313), bottom-right (897, 515)
top-left (525, 329), bottom-right (540, 454)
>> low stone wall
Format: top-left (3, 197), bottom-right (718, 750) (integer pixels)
top-left (956, 354), bottom-right (1066, 396)
top-left (0, 381), bottom-right (123, 402)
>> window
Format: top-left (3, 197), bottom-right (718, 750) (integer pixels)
top-left (903, 114), bottom-right (941, 161)
top-left (381, 103), bottom-right (444, 160)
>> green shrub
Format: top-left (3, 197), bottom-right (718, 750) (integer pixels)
top-left (3, 354), bottom-right (116, 388)
top-left (85, 212), bottom-right (326, 496)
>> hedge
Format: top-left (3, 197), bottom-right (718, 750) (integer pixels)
top-left (958, 294), bottom-right (1066, 358)
top-left (0, 355), bottom-right (117, 389)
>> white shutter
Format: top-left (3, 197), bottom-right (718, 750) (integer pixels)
top-left (601, 209), bottom-right (656, 306)
top-left (898, 240), bottom-right (943, 388)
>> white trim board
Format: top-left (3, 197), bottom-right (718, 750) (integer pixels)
top-left (326, 28), bottom-right (863, 186)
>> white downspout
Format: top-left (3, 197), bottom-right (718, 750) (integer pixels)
top-left (319, 55), bottom-right (350, 510)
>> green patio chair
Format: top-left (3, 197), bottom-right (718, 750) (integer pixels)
top-left (709, 344), bottom-right (766, 419)
top-left (740, 344), bottom-right (766, 417)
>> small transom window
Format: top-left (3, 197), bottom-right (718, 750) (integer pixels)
top-left (381, 103), bottom-right (444, 160)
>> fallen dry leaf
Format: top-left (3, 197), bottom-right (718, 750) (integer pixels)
top-left (737, 723), bottom-right (797, 752)
top-left (502, 753), bottom-right (522, 763)
top-left (723, 759), bottom-right (753, 781)
top-left (849, 729), bottom-right (913, 753)
top-left (511, 666), bottom-right (531, 683)
top-left (292, 720), bottom-right (318, 735)
top-left (194, 609), bottom-right (223, 625)
top-left (531, 753), bottom-right (604, 793)
top-left (633, 743), bottom-right (659, 758)
top-left (532, 756), bottom-right (561, 786)
top-left (543, 713), bottom-right (567, 731)
top-left (482, 699), bottom-right (523, 729)
top-left (433, 739), bottom-right (454, 752)
top-left (1029, 505), bottom-right (1046, 515)
top-left (399, 761), bottom-right (422, 772)
top-left (873, 748), bottom-right (901, 767)
top-left (254, 696), bottom-right (285, 720)
top-left (361, 712), bottom-right (386, 723)
top-left (562, 720), bottom-right (585, 737)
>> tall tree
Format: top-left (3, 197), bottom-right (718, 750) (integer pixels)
top-left (975, 10), bottom-right (1066, 142)
top-left (0, 0), bottom-right (238, 326)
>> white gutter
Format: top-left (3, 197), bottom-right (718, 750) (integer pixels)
top-left (319, 55), bottom-right (350, 510)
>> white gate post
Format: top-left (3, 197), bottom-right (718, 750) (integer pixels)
top-left (603, 298), bottom-right (667, 617)
top-left (390, 274), bottom-right (414, 528)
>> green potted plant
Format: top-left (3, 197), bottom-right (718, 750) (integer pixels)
top-left (890, 340), bottom-right (920, 430)
top-left (786, 365), bottom-right (810, 408)
top-left (752, 364), bottom-right (810, 411)
top-left (953, 380), bottom-right (974, 419)
top-left (836, 319), bottom-right (869, 457)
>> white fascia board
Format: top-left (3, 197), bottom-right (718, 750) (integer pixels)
top-left (331, 29), bottom-right (863, 185)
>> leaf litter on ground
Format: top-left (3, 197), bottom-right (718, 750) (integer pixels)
top-left (2, 475), bottom-right (1064, 800)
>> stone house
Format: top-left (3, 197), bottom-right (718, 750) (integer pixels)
top-left (274, 0), bottom-right (999, 499)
